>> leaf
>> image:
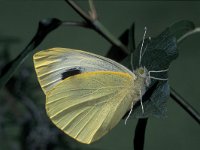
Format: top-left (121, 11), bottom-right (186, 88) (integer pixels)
top-left (107, 21), bottom-right (196, 118)
top-left (133, 29), bottom-right (177, 70)
top-left (131, 27), bottom-right (178, 118)
top-left (168, 20), bottom-right (195, 40)
top-left (106, 22), bottom-right (179, 118)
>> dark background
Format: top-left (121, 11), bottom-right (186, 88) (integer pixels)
top-left (0, 1), bottom-right (199, 150)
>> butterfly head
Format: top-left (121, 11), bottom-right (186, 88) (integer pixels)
top-left (135, 67), bottom-right (151, 87)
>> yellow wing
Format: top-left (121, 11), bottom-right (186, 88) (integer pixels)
top-left (46, 71), bottom-right (138, 144)
top-left (33, 48), bottom-right (133, 94)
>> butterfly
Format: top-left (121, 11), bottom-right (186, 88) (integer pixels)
top-left (33, 47), bottom-right (156, 144)
top-left (33, 26), bottom-right (172, 144)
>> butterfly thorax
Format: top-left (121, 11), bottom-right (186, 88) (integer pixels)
top-left (130, 67), bottom-right (149, 99)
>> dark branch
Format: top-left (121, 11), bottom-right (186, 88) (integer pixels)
top-left (62, 21), bottom-right (92, 28)
top-left (134, 118), bottom-right (148, 150)
top-left (65, 0), bottom-right (92, 22)
top-left (177, 27), bottom-right (200, 43)
top-left (170, 88), bottom-right (200, 125)
top-left (65, 0), bottom-right (129, 55)
top-left (0, 18), bottom-right (61, 89)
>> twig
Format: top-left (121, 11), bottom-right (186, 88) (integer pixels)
top-left (88, 0), bottom-right (97, 20)
top-left (65, 0), bottom-right (92, 23)
top-left (177, 27), bottom-right (200, 43)
top-left (65, 0), bottom-right (129, 55)
top-left (168, 26), bottom-right (200, 125)
top-left (0, 18), bottom-right (61, 89)
top-left (134, 118), bottom-right (148, 150)
top-left (62, 21), bottom-right (91, 28)
top-left (170, 88), bottom-right (200, 124)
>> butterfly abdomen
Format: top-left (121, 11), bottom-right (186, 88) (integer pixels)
top-left (129, 75), bottom-right (146, 105)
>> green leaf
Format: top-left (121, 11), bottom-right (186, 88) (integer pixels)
top-left (133, 28), bottom-right (178, 71)
top-left (168, 20), bottom-right (195, 40)
top-left (108, 20), bottom-right (195, 118)
top-left (130, 27), bottom-right (178, 118)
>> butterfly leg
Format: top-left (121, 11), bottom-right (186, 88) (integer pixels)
top-left (124, 101), bottom-right (134, 125)
top-left (140, 90), bottom-right (144, 114)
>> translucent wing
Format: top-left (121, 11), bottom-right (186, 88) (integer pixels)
top-left (46, 71), bottom-right (139, 144)
top-left (33, 48), bottom-right (133, 94)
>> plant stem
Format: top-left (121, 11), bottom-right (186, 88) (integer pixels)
top-left (169, 26), bottom-right (200, 125)
top-left (92, 20), bottom-right (128, 53)
top-left (170, 88), bottom-right (200, 124)
top-left (65, 0), bottom-right (129, 55)
top-left (88, 0), bottom-right (97, 20)
top-left (62, 21), bottom-right (91, 28)
top-left (177, 27), bottom-right (200, 43)
top-left (0, 18), bottom-right (61, 89)
top-left (134, 118), bottom-right (148, 150)
top-left (65, 0), bottom-right (93, 23)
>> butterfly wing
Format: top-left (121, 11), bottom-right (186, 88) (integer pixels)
top-left (46, 71), bottom-right (138, 144)
top-left (33, 48), bottom-right (133, 94)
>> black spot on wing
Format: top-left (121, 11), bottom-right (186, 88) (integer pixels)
top-left (61, 68), bottom-right (82, 80)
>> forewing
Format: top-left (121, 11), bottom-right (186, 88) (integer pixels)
top-left (33, 48), bottom-right (133, 94)
top-left (46, 71), bottom-right (135, 144)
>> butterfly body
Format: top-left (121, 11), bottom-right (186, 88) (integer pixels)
top-left (33, 48), bottom-right (147, 144)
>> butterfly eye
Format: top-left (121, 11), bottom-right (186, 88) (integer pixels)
top-left (138, 68), bottom-right (145, 75)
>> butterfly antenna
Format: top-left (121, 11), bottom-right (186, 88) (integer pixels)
top-left (149, 76), bottom-right (168, 81)
top-left (142, 37), bottom-right (151, 58)
top-left (148, 69), bottom-right (169, 81)
top-left (139, 27), bottom-right (147, 67)
top-left (125, 101), bottom-right (134, 125)
top-left (140, 90), bottom-right (144, 114)
top-left (149, 69), bottom-right (169, 73)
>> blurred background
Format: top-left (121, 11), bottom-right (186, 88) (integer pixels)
top-left (0, 1), bottom-right (199, 150)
